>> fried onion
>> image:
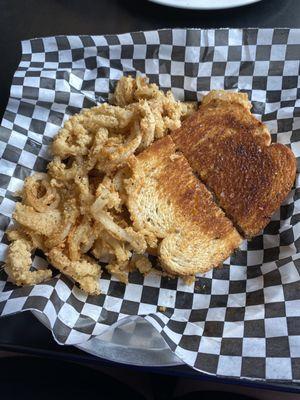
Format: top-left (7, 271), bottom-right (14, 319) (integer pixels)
top-left (5, 239), bottom-right (52, 286)
top-left (5, 76), bottom-right (197, 294)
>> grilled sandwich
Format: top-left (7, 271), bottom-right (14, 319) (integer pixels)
top-left (171, 90), bottom-right (297, 237)
top-left (124, 135), bottom-right (242, 276)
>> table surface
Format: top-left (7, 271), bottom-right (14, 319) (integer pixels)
top-left (1, 0), bottom-right (300, 389)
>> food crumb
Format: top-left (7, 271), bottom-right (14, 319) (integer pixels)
top-left (183, 275), bottom-right (196, 285)
top-left (158, 306), bottom-right (167, 312)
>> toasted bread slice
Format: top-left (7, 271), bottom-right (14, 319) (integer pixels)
top-left (171, 90), bottom-right (297, 237)
top-left (124, 136), bottom-right (242, 276)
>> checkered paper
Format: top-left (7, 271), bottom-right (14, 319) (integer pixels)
top-left (0, 28), bottom-right (300, 381)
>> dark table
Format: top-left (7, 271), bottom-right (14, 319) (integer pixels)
top-left (1, 0), bottom-right (300, 393)
top-left (1, 0), bottom-right (300, 119)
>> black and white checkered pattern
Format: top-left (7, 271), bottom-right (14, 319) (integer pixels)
top-left (0, 29), bottom-right (300, 381)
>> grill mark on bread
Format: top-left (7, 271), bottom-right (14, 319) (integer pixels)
top-left (157, 153), bottom-right (235, 238)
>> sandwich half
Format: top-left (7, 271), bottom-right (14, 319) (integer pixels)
top-left (171, 90), bottom-right (297, 237)
top-left (124, 135), bottom-right (242, 276)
